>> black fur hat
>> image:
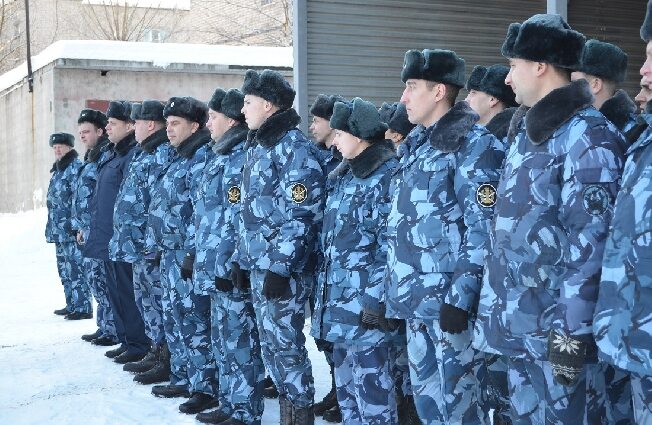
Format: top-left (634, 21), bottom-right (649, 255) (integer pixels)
top-left (131, 99), bottom-right (165, 122)
top-left (310, 94), bottom-right (346, 120)
top-left (106, 100), bottom-right (133, 123)
top-left (466, 66), bottom-right (487, 92)
top-left (242, 69), bottom-right (295, 110)
top-left (577, 39), bottom-right (628, 83)
top-left (208, 88), bottom-right (245, 122)
top-left (77, 109), bottom-right (107, 129)
top-left (330, 98), bottom-right (388, 141)
top-left (481, 65), bottom-right (516, 106)
top-left (163, 96), bottom-right (209, 128)
top-left (378, 102), bottom-right (415, 137)
top-left (642, 0), bottom-right (652, 41)
top-left (501, 14), bottom-right (585, 69)
top-left (49, 132), bottom-right (75, 147)
top-left (401, 49), bottom-right (466, 87)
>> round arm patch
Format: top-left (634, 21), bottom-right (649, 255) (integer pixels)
top-left (477, 183), bottom-right (497, 208)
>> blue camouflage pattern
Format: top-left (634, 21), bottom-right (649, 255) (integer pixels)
top-left (55, 242), bottom-right (92, 313)
top-left (132, 260), bottom-right (165, 344)
top-left (45, 151), bottom-right (82, 243)
top-left (631, 372), bottom-right (652, 424)
top-left (84, 257), bottom-right (117, 340)
top-left (71, 137), bottom-right (109, 234)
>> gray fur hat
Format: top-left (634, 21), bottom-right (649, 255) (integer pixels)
top-left (242, 69), bottom-right (295, 110)
top-left (466, 66), bottom-right (487, 92)
top-left (208, 88), bottom-right (245, 122)
top-left (49, 132), bottom-right (75, 147)
top-left (642, 0), bottom-right (652, 41)
top-left (131, 100), bottom-right (165, 122)
top-left (401, 49), bottom-right (466, 87)
top-left (467, 64), bottom-right (516, 106)
top-left (163, 96), bottom-right (209, 128)
top-left (330, 98), bottom-right (388, 141)
top-left (501, 14), bottom-right (585, 69)
top-left (378, 102), bottom-right (415, 137)
top-left (106, 100), bottom-right (133, 123)
top-left (576, 39), bottom-right (628, 83)
top-left (310, 94), bottom-right (346, 120)
top-left (77, 109), bottom-right (107, 129)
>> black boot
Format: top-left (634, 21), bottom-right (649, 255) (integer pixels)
top-left (217, 419), bottom-right (246, 425)
top-left (123, 344), bottom-right (158, 373)
top-left (65, 311), bottom-right (93, 320)
top-left (322, 404), bottom-right (342, 423)
top-left (114, 350), bottom-right (146, 365)
top-left (54, 307), bottom-right (69, 316)
top-left (195, 408), bottom-right (231, 424)
top-left (179, 392), bottom-right (219, 414)
top-left (105, 344), bottom-right (127, 358)
top-left (293, 403), bottom-right (315, 425)
top-left (314, 366), bottom-right (337, 416)
top-left (279, 396), bottom-right (293, 425)
top-left (398, 395), bottom-right (422, 425)
top-left (81, 329), bottom-right (102, 342)
top-left (92, 336), bottom-right (119, 346)
top-left (152, 384), bottom-right (190, 398)
top-left (134, 343), bottom-right (170, 385)
top-left (263, 375), bottom-right (279, 398)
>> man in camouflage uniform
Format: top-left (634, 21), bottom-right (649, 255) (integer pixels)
top-left (73, 109), bottom-right (118, 345)
top-left (234, 69), bottom-right (325, 424)
top-left (194, 88), bottom-right (264, 425)
top-left (108, 100), bottom-right (171, 381)
top-left (378, 101), bottom-right (415, 151)
top-left (45, 132), bottom-right (92, 320)
top-left (147, 96), bottom-right (217, 414)
top-left (472, 15), bottom-right (626, 424)
top-left (385, 48), bottom-right (504, 425)
top-left (593, 4), bottom-right (652, 423)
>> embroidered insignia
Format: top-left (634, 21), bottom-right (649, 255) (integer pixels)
top-left (170, 101), bottom-right (175, 107)
top-left (582, 185), bottom-right (609, 216)
top-left (227, 186), bottom-right (241, 204)
top-left (291, 183), bottom-right (307, 204)
top-left (476, 183), bottom-right (497, 207)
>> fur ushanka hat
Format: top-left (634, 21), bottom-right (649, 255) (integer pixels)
top-left (576, 39), bottom-right (628, 83)
top-left (466, 64), bottom-right (516, 106)
top-left (106, 101), bottom-right (133, 123)
top-left (77, 109), bottom-right (108, 129)
top-left (131, 100), bottom-right (165, 122)
top-left (330, 98), bottom-right (388, 141)
top-left (642, 0), bottom-right (652, 41)
top-left (208, 88), bottom-right (245, 122)
top-left (163, 96), bottom-right (209, 128)
top-left (49, 132), bottom-right (75, 147)
top-left (378, 102), bottom-right (415, 137)
top-left (242, 69), bottom-right (295, 110)
top-left (401, 49), bottom-right (466, 87)
top-left (310, 94), bottom-right (346, 120)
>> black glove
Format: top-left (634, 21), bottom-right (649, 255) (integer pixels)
top-left (315, 338), bottom-right (334, 353)
top-left (180, 252), bottom-right (195, 280)
top-left (150, 252), bottom-right (162, 267)
top-left (231, 262), bottom-right (250, 290)
top-left (215, 277), bottom-right (234, 292)
top-left (439, 303), bottom-right (470, 334)
top-left (262, 271), bottom-right (290, 299)
top-left (547, 330), bottom-right (586, 386)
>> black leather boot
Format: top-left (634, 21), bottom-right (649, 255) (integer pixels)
top-left (178, 392), bottom-right (219, 414)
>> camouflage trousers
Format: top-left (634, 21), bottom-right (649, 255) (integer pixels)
top-left (486, 354), bottom-right (511, 424)
top-left (587, 363), bottom-right (633, 425)
top-left (210, 288), bottom-right (265, 424)
top-left (83, 257), bottom-right (116, 339)
top-left (390, 334), bottom-right (412, 397)
top-left (406, 318), bottom-right (488, 425)
top-left (507, 358), bottom-right (603, 424)
top-left (631, 371), bottom-right (652, 424)
top-left (132, 260), bottom-right (165, 345)
top-left (250, 270), bottom-right (315, 408)
top-left (160, 250), bottom-right (217, 396)
top-left (55, 242), bottom-right (92, 314)
top-left (333, 342), bottom-right (398, 425)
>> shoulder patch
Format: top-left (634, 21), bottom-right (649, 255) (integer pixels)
top-left (477, 183), bottom-right (497, 208)
top-left (291, 182), bottom-right (307, 204)
top-left (582, 184), bottom-right (609, 216)
top-left (227, 186), bottom-right (241, 204)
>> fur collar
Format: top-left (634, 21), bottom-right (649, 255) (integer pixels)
top-left (600, 89), bottom-right (637, 131)
top-left (507, 105), bottom-right (528, 145)
top-left (625, 116), bottom-right (649, 146)
top-left (485, 107), bottom-right (517, 140)
top-left (349, 139), bottom-right (397, 179)
top-left (85, 136), bottom-right (109, 163)
top-left (248, 108), bottom-right (301, 148)
top-left (329, 159), bottom-right (350, 180)
top-left (525, 79), bottom-right (594, 145)
top-left (213, 123), bottom-right (248, 155)
top-left (114, 132), bottom-right (137, 156)
top-left (429, 101), bottom-right (479, 153)
top-left (140, 128), bottom-right (168, 154)
top-left (51, 149), bottom-right (78, 172)
top-left (177, 127), bottom-right (211, 159)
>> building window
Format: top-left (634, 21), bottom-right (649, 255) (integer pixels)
top-left (142, 29), bottom-right (169, 43)
top-left (81, 0), bottom-right (191, 11)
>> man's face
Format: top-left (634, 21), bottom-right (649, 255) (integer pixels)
top-left (464, 90), bottom-right (493, 122)
top-left (242, 95), bottom-right (269, 130)
top-left (332, 129), bottom-right (363, 160)
top-left (77, 122), bottom-right (102, 149)
top-left (635, 77), bottom-right (652, 112)
top-left (640, 41), bottom-right (652, 80)
top-left (133, 120), bottom-right (153, 143)
top-left (506, 58), bottom-right (539, 107)
top-left (309, 115), bottom-right (333, 146)
top-left (207, 109), bottom-right (232, 141)
top-left (52, 144), bottom-right (72, 160)
top-left (105, 118), bottom-right (132, 143)
top-left (166, 115), bottom-right (197, 147)
top-left (400, 79), bottom-right (439, 126)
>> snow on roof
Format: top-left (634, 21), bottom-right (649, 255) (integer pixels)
top-left (0, 39), bottom-right (293, 93)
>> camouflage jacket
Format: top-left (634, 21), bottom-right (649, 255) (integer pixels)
top-left (385, 101), bottom-right (504, 320)
top-left (473, 80), bottom-right (626, 360)
top-left (594, 112), bottom-right (652, 375)
top-left (71, 137), bottom-right (109, 232)
top-left (45, 150), bottom-right (82, 243)
top-left (312, 141), bottom-right (398, 345)
top-left (109, 129), bottom-right (170, 262)
top-left (193, 124), bottom-right (248, 293)
top-left (600, 89), bottom-right (638, 137)
top-left (146, 127), bottom-right (210, 253)
top-left (234, 109), bottom-right (325, 278)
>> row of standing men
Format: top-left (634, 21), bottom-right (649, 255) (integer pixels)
top-left (44, 6), bottom-right (652, 425)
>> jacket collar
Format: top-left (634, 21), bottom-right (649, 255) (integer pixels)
top-left (600, 89), bottom-right (637, 131)
top-left (140, 128), bottom-right (168, 154)
top-left (176, 127), bottom-right (211, 159)
top-left (349, 139), bottom-right (397, 179)
top-left (213, 123), bottom-right (248, 155)
top-left (428, 101), bottom-right (479, 153)
top-left (51, 149), bottom-right (78, 172)
top-left (85, 136), bottom-right (109, 163)
top-left (485, 107), bottom-right (517, 141)
top-left (248, 108), bottom-right (301, 148)
top-left (113, 132), bottom-right (137, 156)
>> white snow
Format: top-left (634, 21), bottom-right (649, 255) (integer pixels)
top-left (0, 209), bottom-right (331, 425)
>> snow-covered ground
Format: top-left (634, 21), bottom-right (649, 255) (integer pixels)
top-left (0, 209), bottom-right (331, 424)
